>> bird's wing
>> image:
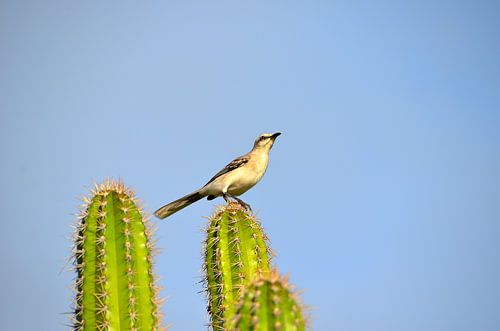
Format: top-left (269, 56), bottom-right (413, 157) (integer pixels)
top-left (204, 155), bottom-right (249, 186)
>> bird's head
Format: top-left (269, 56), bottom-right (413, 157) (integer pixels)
top-left (253, 132), bottom-right (281, 150)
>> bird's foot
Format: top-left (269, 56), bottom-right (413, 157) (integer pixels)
top-left (232, 197), bottom-right (252, 211)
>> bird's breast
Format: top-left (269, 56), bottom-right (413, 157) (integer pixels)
top-left (226, 169), bottom-right (260, 195)
top-left (226, 154), bottom-right (269, 196)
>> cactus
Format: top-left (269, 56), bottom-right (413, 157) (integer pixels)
top-left (203, 202), bottom-right (272, 330)
top-left (231, 271), bottom-right (306, 331)
top-left (71, 180), bottom-right (164, 331)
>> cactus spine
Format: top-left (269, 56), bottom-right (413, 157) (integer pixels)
top-left (204, 202), bottom-right (272, 330)
top-left (232, 271), bottom-right (306, 331)
top-left (71, 180), bottom-right (163, 330)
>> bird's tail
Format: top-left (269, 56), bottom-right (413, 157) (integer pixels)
top-left (154, 190), bottom-right (205, 219)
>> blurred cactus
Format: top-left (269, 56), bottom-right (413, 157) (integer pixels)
top-left (71, 180), bottom-right (164, 331)
top-left (204, 202), bottom-right (272, 330)
top-left (231, 271), bottom-right (306, 331)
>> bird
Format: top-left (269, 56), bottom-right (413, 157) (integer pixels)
top-left (154, 132), bottom-right (281, 219)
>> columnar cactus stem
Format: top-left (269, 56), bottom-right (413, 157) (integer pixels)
top-left (204, 202), bottom-right (272, 330)
top-left (71, 180), bottom-right (164, 331)
top-left (231, 271), bottom-right (306, 331)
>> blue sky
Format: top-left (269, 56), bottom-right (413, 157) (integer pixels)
top-left (1, 1), bottom-right (499, 330)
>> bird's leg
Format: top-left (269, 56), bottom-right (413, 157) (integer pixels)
top-left (232, 196), bottom-right (252, 211)
top-left (222, 193), bottom-right (232, 204)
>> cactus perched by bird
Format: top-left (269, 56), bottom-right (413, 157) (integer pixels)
top-left (231, 271), bottom-right (306, 331)
top-left (71, 180), bottom-right (164, 331)
top-left (204, 202), bottom-right (273, 330)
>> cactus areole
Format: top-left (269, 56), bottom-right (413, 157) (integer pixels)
top-left (72, 181), bottom-right (163, 331)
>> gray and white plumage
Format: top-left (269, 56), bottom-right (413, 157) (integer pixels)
top-left (154, 132), bottom-right (281, 219)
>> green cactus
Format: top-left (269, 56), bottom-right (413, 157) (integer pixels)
top-left (231, 271), bottom-right (306, 331)
top-left (204, 202), bottom-right (272, 330)
top-left (71, 180), bottom-right (164, 331)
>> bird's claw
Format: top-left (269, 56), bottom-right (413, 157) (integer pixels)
top-left (233, 197), bottom-right (252, 211)
top-left (223, 194), bottom-right (252, 211)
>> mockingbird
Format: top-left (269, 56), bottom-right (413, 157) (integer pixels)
top-left (154, 132), bottom-right (281, 219)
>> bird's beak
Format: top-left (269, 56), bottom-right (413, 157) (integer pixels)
top-left (271, 132), bottom-right (282, 140)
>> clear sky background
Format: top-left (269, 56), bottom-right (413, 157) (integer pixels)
top-left (1, 1), bottom-right (499, 330)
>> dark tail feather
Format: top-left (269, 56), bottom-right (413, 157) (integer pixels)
top-left (154, 191), bottom-right (205, 219)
